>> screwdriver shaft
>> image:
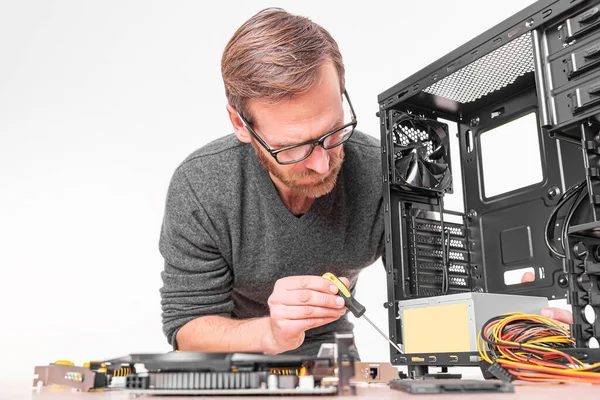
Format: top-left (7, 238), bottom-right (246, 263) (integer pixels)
top-left (362, 314), bottom-right (403, 354)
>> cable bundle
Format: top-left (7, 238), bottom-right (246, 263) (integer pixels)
top-left (478, 312), bottom-right (600, 383)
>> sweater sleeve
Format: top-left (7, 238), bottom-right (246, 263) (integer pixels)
top-left (158, 166), bottom-right (233, 349)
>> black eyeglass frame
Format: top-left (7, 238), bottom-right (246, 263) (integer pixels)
top-left (237, 90), bottom-right (358, 165)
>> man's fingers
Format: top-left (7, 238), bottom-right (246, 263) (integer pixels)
top-left (271, 305), bottom-right (346, 320)
top-left (521, 271), bottom-right (535, 283)
top-left (541, 307), bottom-right (573, 324)
top-left (277, 276), bottom-right (339, 294)
top-left (271, 289), bottom-right (345, 309)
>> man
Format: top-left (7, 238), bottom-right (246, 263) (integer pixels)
top-left (159, 7), bottom-right (571, 357)
top-left (159, 8), bottom-right (383, 356)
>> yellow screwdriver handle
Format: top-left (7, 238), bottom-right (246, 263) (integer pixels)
top-left (322, 272), bottom-right (365, 318)
top-left (323, 272), bottom-right (351, 297)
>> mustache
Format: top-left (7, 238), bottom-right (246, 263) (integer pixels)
top-left (292, 169), bottom-right (325, 179)
top-left (291, 151), bottom-right (342, 178)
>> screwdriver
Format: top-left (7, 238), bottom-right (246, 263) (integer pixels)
top-left (322, 272), bottom-right (403, 354)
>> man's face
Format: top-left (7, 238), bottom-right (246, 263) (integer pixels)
top-left (246, 63), bottom-right (346, 199)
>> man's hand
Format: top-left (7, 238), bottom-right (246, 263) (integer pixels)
top-left (262, 275), bottom-right (349, 354)
top-left (540, 307), bottom-right (573, 324)
top-left (521, 271), bottom-right (573, 324)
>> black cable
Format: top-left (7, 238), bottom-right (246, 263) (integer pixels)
top-left (560, 185), bottom-right (588, 253)
top-left (443, 228), bottom-right (451, 294)
top-left (544, 180), bottom-right (586, 259)
top-left (440, 229), bottom-right (449, 295)
top-left (545, 180), bottom-right (585, 256)
top-left (439, 197), bottom-right (449, 295)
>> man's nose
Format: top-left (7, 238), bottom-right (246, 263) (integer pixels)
top-left (305, 145), bottom-right (330, 175)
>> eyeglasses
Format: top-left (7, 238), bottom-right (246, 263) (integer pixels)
top-left (237, 90), bottom-right (358, 165)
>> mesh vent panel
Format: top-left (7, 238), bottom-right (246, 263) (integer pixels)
top-left (415, 234), bottom-right (466, 249)
top-left (405, 214), bottom-right (475, 298)
top-left (417, 248), bottom-right (466, 261)
top-left (419, 274), bottom-right (468, 287)
top-left (415, 221), bottom-right (464, 236)
top-left (423, 32), bottom-right (534, 103)
top-left (419, 261), bottom-right (468, 274)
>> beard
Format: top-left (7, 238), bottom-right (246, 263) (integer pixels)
top-left (252, 141), bottom-right (345, 199)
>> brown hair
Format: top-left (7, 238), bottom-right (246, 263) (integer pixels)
top-left (221, 8), bottom-right (345, 119)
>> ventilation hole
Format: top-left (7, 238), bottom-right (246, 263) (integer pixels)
top-left (504, 267), bottom-right (535, 285)
top-left (584, 304), bottom-right (597, 324)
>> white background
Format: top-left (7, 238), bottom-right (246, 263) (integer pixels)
top-left (0, 0), bottom-right (567, 398)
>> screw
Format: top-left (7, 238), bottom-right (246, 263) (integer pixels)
top-left (470, 117), bottom-right (480, 127)
top-left (467, 210), bottom-right (478, 221)
top-left (547, 186), bottom-right (561, 200)
top-left (558, 274), bottom-right (569, 288)
top-left (574, 242), bottom-right (588, 260)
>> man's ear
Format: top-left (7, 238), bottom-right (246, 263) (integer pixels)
top-left (226, 104), bottom-right (252, 143)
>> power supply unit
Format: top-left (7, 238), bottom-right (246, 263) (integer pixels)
top-left (397, 292), bottom-right (548, 355)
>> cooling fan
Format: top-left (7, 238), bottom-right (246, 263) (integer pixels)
top-left (391, 111), bottom-right (452, 194)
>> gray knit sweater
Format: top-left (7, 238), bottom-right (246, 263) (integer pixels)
top-left (159, 131), bottom-right (385, 356)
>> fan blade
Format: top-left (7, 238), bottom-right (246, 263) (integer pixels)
top-left (405, 150), bottom-right (422, 186)
top-left (396, 150), bottom-right (416, 179)
top-left (423, 160), bottom-right (448, 177)
top-left (419, 161), bottom-right (441, 188)
top-left (429, 144), bottom-right (445, 160)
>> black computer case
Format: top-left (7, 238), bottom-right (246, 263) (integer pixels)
top-left (377, 0), bottom-right (600, 375)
